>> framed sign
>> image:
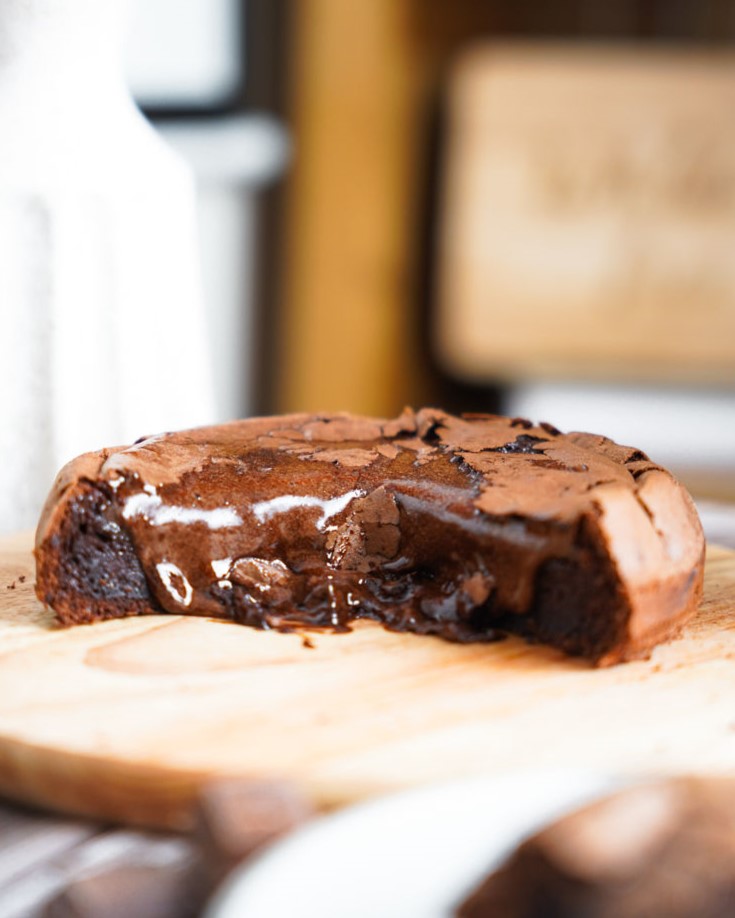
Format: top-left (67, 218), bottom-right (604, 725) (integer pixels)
top-left (436, 44), bottom-right (735, 384)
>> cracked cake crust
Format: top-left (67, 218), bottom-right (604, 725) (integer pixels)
top-left (35, 409), bottom-right (705, 665)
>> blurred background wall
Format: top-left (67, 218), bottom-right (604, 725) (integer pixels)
top-left (3, 0), bottom-right (735, 531)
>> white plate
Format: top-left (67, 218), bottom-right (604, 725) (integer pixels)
top-left (207, 770), bottom-right (625, 918)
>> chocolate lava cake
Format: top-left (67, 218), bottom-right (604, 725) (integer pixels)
top-left (457, 777), bottom-right (735, 918)
top-left (35, 408), bottom-right (704, 665)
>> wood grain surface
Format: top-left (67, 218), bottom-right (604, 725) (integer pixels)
top-left (0, 533), bottom-right (734, 831)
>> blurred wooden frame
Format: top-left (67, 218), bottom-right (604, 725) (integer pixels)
top-left (276, 0), bottom-right (504, 416)
top-left (436, 44), bottom-right (735, 385)
top-left (277, 0), bottom-right (425, 416)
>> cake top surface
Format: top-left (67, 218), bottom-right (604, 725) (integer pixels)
top-left (90, 407), bottom-right (656, 526)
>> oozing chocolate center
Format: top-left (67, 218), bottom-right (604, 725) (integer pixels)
top-left (79, 410), bottom-right (633, 645)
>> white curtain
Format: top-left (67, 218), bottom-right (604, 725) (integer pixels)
top-left (0, 0), bottom-right (215, 533)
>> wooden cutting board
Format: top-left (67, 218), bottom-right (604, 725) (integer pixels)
top-left (1, 533), bottom-right (734, 830)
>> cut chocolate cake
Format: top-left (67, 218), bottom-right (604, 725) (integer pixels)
top-left (35, 409), bottom-right (704, 664)
top-left (456, 777), bottom-right (735, 918)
